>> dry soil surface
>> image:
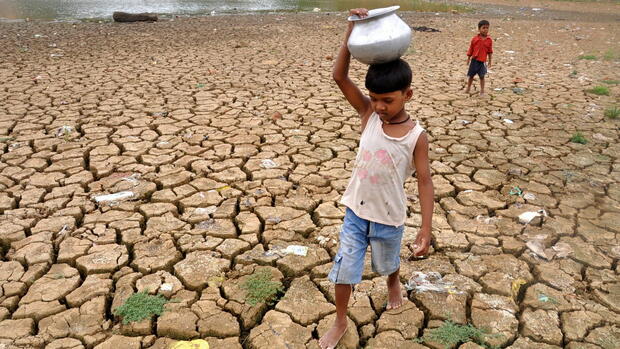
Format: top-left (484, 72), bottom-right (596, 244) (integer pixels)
top-left (0, 2), bottom-right (619, 349)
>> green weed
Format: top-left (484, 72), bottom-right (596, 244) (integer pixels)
top-left (241, 270), bottom-right (283, 306)
top-left (601, 80), bottom-right (620, 85)
top-left (413, 320), bottom-right (501, 349)
top-left (586, 86), bottom-right (610, 96)
top-left (570, 132), bottom-right (588, 144)
top-left (604, 106), bottom-right (620, 119)
top-left (578, 54), bottom-right (597, 60)
top-left (603, 49), bottom-right (618, 61)
top-left (569, 70), bottom-right (578, 77)
top-left (113, 291), bottom-right (169, 324)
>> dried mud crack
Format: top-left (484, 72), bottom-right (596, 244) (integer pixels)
top-left (0, 3), bottom-right (619, 349)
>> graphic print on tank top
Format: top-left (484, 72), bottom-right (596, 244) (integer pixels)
top-left (341, 112), bottom-right (425, 226)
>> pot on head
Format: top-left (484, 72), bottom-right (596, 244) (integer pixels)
top-left (347, 6), bottom-right (412, 65)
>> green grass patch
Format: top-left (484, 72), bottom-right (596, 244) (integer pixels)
top-left (570, 132), bottom-right (588, 144)
top-left (113, 291), bottom-right (169, 324)
top-left (604, 106), bottom-right (620, 119)
top-left (578, 54), bottom-right (597, 60)
top-left (601, 79), bottom-right (620, 85)
top-left (412, 320), bottom-right (501, 349)
top-left (586, 86), bottom-right (610, 96)
top-left (241, 270), bottom-right (283, 306)
top-left (603, 49), bottom-right (619, 61)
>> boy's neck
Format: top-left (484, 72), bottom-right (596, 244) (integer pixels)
top-left (479, 33), bottom-right (487, 37)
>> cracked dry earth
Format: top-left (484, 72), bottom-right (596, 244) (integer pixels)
top-left (0, 6), bottom-right (619, 349)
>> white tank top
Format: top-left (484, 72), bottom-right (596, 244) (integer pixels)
top-left (340, 112), bottom-right (425, 226)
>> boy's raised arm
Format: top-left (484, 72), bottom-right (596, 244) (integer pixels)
top-left (332, 9), bottom-right (371, 117)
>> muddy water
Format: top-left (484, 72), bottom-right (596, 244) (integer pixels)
top-left (0, 0), bottom-right (425, 20)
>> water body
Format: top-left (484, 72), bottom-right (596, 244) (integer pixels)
top-left (0, 0), bottom-right (426, 21)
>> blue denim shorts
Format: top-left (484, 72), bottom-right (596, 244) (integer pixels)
top-left (467, 59), bottom-right (487, 78)
top-left (328, 208), bottom-right (404, 285)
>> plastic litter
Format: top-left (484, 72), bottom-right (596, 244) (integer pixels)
top-left (266, 216), bottom-right (282, 224)
top-left (93, 191), bottom-right (134, 203)
top-left (523, 193), bottom-right (536, 200)
top-left (526, 239), bottom-right (552, 260)
top-left (194, 206), bottom-right (217, 215)
top-left (509, 186), bottom-right (523, 196)
top-left (170, 339), bottom-right (209, 349)
top-left (56, 125), bottom-right (74, 137)
top-left (160, 283), bottom-right (173, 292)
top-left (476, 215), bottom-right (498, 225)
top-left (313, 7), bottom-right (321, 12)
top-left (121, 173), bottom-right (141, 184)
top-left (264, 244), bottom-right (309, 257)
top-left (492, 111), bottom-right (505, 117)
top-left (260, 159), bottom-right (278, 169)
top-left (519, 209), bottom-right (547, 224)
top-left (284, 245), bottom-right (308, 256)
top-left (196, 219), bottom-right (218, 230)
top-left (551, 242), bottom-right (573, 258)
top-left (503, 118), bottom-right (514, 124)
top-left (404, 271), bottom-right (463, 294)
top-left (511, 278), bottom-right (527, 300)
top-left (504, 50), bottom-right (516, 54)
top-left (538, 293), bottom-right (558, 304)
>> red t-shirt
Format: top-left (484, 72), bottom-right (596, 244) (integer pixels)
top-left (467, 35), bottom-right (493, 62)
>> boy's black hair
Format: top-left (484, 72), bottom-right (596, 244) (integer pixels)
top-left (478, 20), bottom-right (490, 28)
top-left (365, 59), bottom-right (412, 94)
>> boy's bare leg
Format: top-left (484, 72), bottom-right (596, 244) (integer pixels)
top-left (319, 284), bottom-right (351, 349)
top-left (386, 268), bottom-right (403, 310)
top-left (465, 76), bottom-right (474, 94)
top-left (479, 77), bottom-right (486, 96)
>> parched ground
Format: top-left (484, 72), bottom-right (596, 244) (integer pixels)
top-left (0, 1), bottom-right (619, 348)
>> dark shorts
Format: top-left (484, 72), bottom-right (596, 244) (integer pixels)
top-left (467, 59), bottom-right (487, 78)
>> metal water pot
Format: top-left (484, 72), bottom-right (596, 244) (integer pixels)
top-left (347, 6), bottom-right (412, 65)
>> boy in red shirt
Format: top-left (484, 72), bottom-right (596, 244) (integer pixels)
top-left (465, 20), bottom-right (493, 96)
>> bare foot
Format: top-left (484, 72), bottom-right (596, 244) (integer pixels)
top-left (386, 276), bottom-right (403, 310)
top-left (319, 318), bottom-right (348, 349)
top-left (464, 88), bottom-right (470, 94)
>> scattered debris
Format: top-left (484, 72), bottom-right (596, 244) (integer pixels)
top-left (504, 50), bottom-right (516, 54)
top-left (509, 186), bottom-right (523, 196)
top-left (405, 271), bottom-right (463, 294)
top-left (93, 191), bottom-right (135, 204)
top-left (260, 159), bottom-right (278, 169)
top-left (551, 242), bottom-right (573, 258)
top-left (264, 245), bottom-right (309, 257)
top-left (271, 111), bottom-right (282, 120)
top-left (523, 193), bottom-right (536, 200)
top-left (511, 278), bottom-right (527, 300)
top-left (519, 209), bottom-right (547, 224)
top-left (512, 87), bottom-right (525, 95)
top-left (538, 293), bottom-right (559, 304)
top-left (503, 118), bottom-right (514, 124)
top-left (312, 8), bottom-right (321, 12)
top-left (476, 215), bottom-right (498, 225)
top-left (411, 26), bottom-right (440, 32)
top-left (196, 219), bottom-right (218, 230)
top-left (152, 111), bottom-right (168, 117)
top-left (266, 216), bottom-right (281, 224)
top-left (194, 206), bottom-right (217, 215)
top-left (526, 239), bottom-right (551, 260)
top-left (56, 125), bottom-right (74, 138)
top-left (160, 283), bottom-right (173, 292)
top-left (121, 173), bottom-right (141, 184)
top-left (50, 53), bottom-right (63, 58)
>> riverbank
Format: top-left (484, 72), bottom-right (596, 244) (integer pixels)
top-left (0, 3), bottom-right (619, 349)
